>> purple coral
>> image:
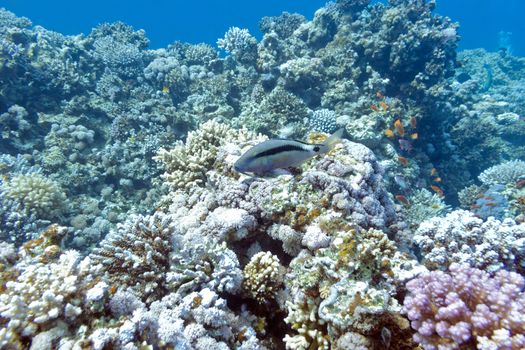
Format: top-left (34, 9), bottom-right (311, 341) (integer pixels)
top-left (403, 263), bottom-right (525, 350)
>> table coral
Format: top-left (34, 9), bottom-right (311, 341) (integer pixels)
top-left (404, 263), bottom-right (525, 350)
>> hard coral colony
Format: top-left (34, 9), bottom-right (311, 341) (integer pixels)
top-left (0, 0), bottom-right (525, 349)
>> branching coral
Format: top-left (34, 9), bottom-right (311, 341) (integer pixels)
top-left (404, 188), bottom-right (450, 229)
top-left (404, 263), bottom-right (525, 350)
top-left (413, 210), bottom-right (525, 273)
top-left (1, 173), bottom-right (67, 219)
top-left (308, 109), bottom-right (338, 134)
top-left (91, 211), bottom-right (175, 303)
top-left (155, 120), bottom-right (260, 191)
top-left (242, 251), bottom-right (284, 303)
top-left (478, 159), bottom-right (525, 186)
top-left (0, 248), bottom-right (102, 347)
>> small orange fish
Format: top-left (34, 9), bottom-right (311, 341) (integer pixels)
top-left (431, 185), bottom-right (444, 196)
top-left (410, 116), bottom-right (417, 129)
top-left (385, 128), bottom-right (394, 138)
top-left (395, 195), bottom-right (410, 205)
top-left (484, 196), bottom-right (494, 200)
top-left (398, 156), bottom-right (409, 166)
top-left (376, 91), bottom-right (384, 99)
top-left (470, 204), bottom-right (481, 209)
top-left (162, 86), bottom-right (170, 94)
top-left (371, 105), bottom-right (379, 112)
top-left (433, 177), bottom-right (442, 182)
top-left (410, 133), bottom-right (418, 140)
top-left (516, 179), bottom-right (525, 189)
top-left (394, 119), bottom-right (405, 137)
top-left (430, 168), bottom-right (438, 176)
top-left (484, 202), bottom-right (497, 207)
top-left (379, 101), bottom-right (389, 111)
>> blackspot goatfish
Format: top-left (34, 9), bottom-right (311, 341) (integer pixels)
top-left (234, 128), bottom-right (344, 175)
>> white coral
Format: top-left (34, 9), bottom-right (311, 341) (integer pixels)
top-left (414, 210), bottom-right (525, 273)
top-left (478, 159), bottom-right (525, 186)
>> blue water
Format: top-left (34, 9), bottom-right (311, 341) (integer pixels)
top-left (3, 0), bottom-right (525, 55)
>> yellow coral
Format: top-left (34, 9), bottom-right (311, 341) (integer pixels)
top-left (242, 251), bottom-right (284, 303)
top-left (1, 173), bottom-right (66, 218)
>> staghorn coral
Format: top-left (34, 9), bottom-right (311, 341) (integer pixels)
top-left (242, 251), bottom-right (284, 303)
top-left (404, 263), bottom-right (525, 350)
top-left (413, 210), bottom-right (525, 273)
top-left (91, 211), bottom-right (175, 304)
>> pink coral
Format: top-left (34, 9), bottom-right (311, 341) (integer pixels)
top-left (403, 263), bottom-right (525, 350)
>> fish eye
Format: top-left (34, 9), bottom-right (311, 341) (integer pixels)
top-left (313, 146), bottom-right (320, 152)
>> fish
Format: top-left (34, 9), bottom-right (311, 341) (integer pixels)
top-left (395, 194), bottom-right (410, 206)
top-left (394, 119), bottom-right (405, 137)
top-left (398, 139), bottom-right (412, 152)
top-left (371, 105), bottom-right (379, 112)
top-left (410, 132), bottom-right (418, 140)
top-left (516, 179), bottom-right (525, 189)
top-left (431, 185), bottom-right (444, 197)
top-left (379, 101), bottom-right (389, 111)
top-left (398, 156), bottom-right (409, 166)
top-left (410, 116), bottom-right (417, 129)
top-left (384, 128), bottom-right (394, 138)
top-left (234, 129), bottom-right (344, 175)
top-left (394, 175), bottom-right (407, 189)
top-left (430, 167), bottom-right (438, 176)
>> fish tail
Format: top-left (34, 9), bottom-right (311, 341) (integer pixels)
top-left (319, 128), bottom-right (344, 153)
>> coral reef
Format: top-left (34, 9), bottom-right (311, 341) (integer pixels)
top-left (1, 1), bottom-right (525, 349)
top-left (91, 212), bottom-right (175, 304)
top-left (413, 210), bottom-right (525, 273)
top-left (404, 263), bottom-right (525, 350)
top-left (283, 227), bottom-right (422, 349)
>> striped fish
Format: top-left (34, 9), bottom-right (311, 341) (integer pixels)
top-left (234, 128), bottom-right (344, 175)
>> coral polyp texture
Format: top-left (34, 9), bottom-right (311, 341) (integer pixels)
top-left (413, 210), bottom-right (525, 273)
top-left (404, 263), bottom-right (525, 350)
top-left (1, 0), bottom-right (525, 348)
